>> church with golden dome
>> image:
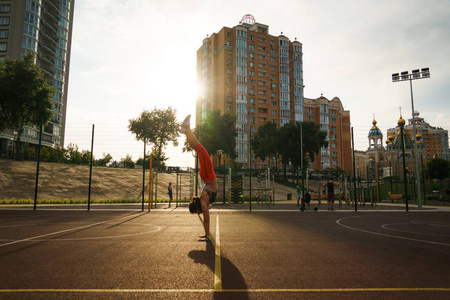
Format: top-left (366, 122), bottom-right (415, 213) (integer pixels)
top-left (355, 112), bottom-right (449, 180)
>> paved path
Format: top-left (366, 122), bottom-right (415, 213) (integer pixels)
top-left (0, 205), bottom-right (449, 299)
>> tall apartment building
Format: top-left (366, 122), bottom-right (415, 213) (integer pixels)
top-left (303, 95), bottom-right (352, 172)
top-left (196, 15), bottom-right (304, 167)
top-left (0, 0), bottom-right (75, 156)
top-left (196, 14), bottom-right (352, 172)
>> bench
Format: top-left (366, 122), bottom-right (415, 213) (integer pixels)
top-left (386, 194), bottom-right (403, 203)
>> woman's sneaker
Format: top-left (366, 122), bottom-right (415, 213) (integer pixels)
top-left (180, 114), bottom-right (191, 133)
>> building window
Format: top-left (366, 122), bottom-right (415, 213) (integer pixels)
top-left (0, 17), bottom-right (10, 26)
top-left (332, 143), bottom-right (337, 148)
top-left (249, 44), bottom-right (254, 50)
top-left (308, 116), bottom-right (313, 121)
top-left (271, 101), bottom-right (276, 106)
top-left (0, 29), bottom-right (7, 39)
top-left (271, 92), bottom-right (276, 98)
top-left (270, 40), bottom-right (275, 46)
top-left (271, 110), bottom-right (277, 115)
top-left (249, 89), bottom-right (255, 95)
top-left (227, 32), bottom-right (232, 37)
top-left (331, 118), bottom-right (336, 123)
top-left (331, 126), bottom-right (336, 132)
top-left (249, 61), bottom-right (254, 67)
top-left (333, 160), bottom-right (337, 165)
top-left (249, 70), bottom-right (254, 76)
top-left (227, 68), bottom-right (232, 74)
top-left (250, 98), bottom-right (255, 104)
top-left (271, 75), bottom-right (276, 80)
top-left (0, 4), bottom-right (11, 13)
top-left (307, 108), bottom-right (313, 113)
top-left (270, 66), bottom-right (276, 71)
top-left (227, 50), bottom-right (232, 55)
top-left (271, 83), bottom-right (276, 89)
top-left (330, 110), bottom-right (336, 115)
top-left (249, 116), bottom-right (255, 123)
top-left (0, 42), bottom-right (6, 51)
top-left (227, 96), bottom-right (232, 103)
top-left (249, 107), bottom-right (255, 114)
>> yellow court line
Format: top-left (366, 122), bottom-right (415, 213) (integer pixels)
top-left (214, 214), bottom-right (222, 291)
top-left (0, 288), bottom-right (449, 293)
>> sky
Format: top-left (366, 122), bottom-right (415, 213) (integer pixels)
top-left (65, 0), bottom-right (450, 168)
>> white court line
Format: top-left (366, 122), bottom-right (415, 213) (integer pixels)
top-left (0, 287), bottom-right (449, 293)
top-left (214, 214), bottom-right (222, 291)
top-left (0, 213), bottom-right (147, 248)
top-left (381, 223), bottom-right (450, 237)
top-left (336, 216), bottom-right (450, 247)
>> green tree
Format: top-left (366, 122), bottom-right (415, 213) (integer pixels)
top-left (96, 153), bottom-right (113, 166)
top-left (120, 154), bottom-right (135, 169)
top-left (425, 157), bottom-right (450, 196)
top-left (0, 53), bottom-right (56, 159)
top-left (251, 121), bottom-right (278, 167)
top-left (66, 143), bottom-right (83, 164)
top-left (183, 110), bottom-right (237, 159)
top-left (128, 107), bottom-right (179, 169)
top-left (52, 146), bottom-right (68, 163)
top-left (275, 121), bottom-right (328, 180)
top-left (425, 157), bottom-right (450, 180)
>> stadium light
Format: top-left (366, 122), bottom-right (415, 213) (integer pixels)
top-left (391, 68), bottom-right (430, 209)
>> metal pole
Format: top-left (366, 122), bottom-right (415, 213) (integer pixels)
top-left (352, 127), bottom-right (357, 212)
top-left (142, 136), bottom-right (146, 211)
top-left (148, 153), bottom-right (153, 212)
top-left (400, 126), bottom-right (409, 212)
top-left (249, 169), bottom-right (252, 212)
top-left (409, 78), bottom-right (422, 209)
top-left (390, 160), bottom-right (393, 194)
top-left (301, 124), bottom-right (305, 210)
top-left (421, 155), bottom-right (426, 205)
top-left (375, 163), bottom-right (380, 204)
top-left (33, 124), bottom-right (43, 210)
top-left (88, 124), bottom-right (94, 211)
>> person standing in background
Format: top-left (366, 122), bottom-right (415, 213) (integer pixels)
top-left (323, 178), bottom-right (340, 211)
top-left (167, 182), bottom-right (173, 208)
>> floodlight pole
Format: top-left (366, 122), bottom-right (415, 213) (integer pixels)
top-left (392, 68), bottom-right (430, 210)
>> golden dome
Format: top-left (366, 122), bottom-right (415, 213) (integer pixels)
top-left (398, 116), bottom-right (405, 127)
top-left (416, 133), bottom-right (422, 140)
top-left (372, 119), bottom-right (377, 125)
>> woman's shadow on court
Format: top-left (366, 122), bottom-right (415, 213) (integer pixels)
top-left (188, 240), bottom-right (249, 300)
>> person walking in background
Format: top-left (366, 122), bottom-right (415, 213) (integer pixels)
top-left (167, 182), bottom-right (173, 208)
top-left (296, 184), bottom-right (302, 206)
top-left (323, 178), bottom-right (340, 211)
top-left (180, 114), bottom-right (218, 242)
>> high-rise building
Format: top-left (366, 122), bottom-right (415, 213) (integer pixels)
top-left (0, 0), bottom-right (75, 156)
top-left (196, 14), bottom-right (352, 171)
top-left (303, 95), bottom-right (352, 172)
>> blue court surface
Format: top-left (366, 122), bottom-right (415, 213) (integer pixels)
top-left (0, 205), bottom-right (449, 299)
